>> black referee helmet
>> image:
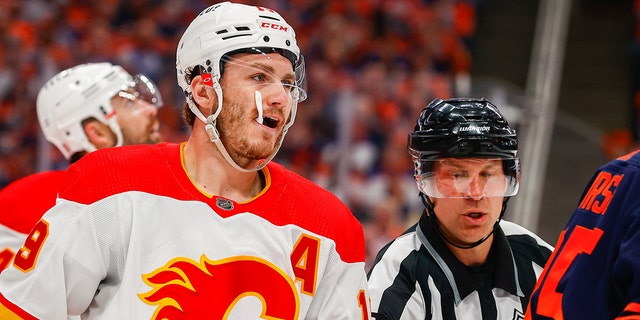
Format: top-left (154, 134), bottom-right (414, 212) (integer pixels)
top-left (408, 97), bottom-right (518, 159)
top-left (408, 97), bottom-right (521, 198)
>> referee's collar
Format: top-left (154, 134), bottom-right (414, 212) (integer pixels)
top-left (417, 214), bottom-right (523, 304)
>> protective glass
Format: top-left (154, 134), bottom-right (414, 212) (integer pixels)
top-left (414, 157), bottom-right (520, 198)
top-left (214, 52), bottom-right (307, 130)
top-left (219, 51), bottom-right (307, 103)
top-left (117, 74), bottom-right (163, 108)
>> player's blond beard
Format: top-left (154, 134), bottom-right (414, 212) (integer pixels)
top-left (216, 97), bottom-right (287, 167)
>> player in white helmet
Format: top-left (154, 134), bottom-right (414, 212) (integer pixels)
top-left (0, 62), bottom-right (163, 272)
top-left (175, 1), bottom-right (307, 173)
top-left (37, 62), bottom-right (163, 162)
top-left (0, 3), bottom-right (370, 319)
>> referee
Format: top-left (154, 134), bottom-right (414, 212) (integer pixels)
top-left (367, 98), bottom-right (553, 320)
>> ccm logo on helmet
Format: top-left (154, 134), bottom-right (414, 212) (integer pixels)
top-left (260, 22), bottom-right (289, 32)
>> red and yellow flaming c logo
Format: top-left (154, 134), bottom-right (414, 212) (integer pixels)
top-left (139, 255), bottom-right (300, 319)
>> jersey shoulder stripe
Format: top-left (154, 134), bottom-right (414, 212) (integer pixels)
top-left (500, 220), bottom-right (554, 251)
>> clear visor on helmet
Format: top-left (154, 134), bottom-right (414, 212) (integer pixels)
top-left (415, 157), bottom-right (520, 198)
top-left (215, 51), bottom-right (307, 129)
top-left (219, 50), bottom-right (307, 102)
top-left (117, 74), bottom-right (163, 108)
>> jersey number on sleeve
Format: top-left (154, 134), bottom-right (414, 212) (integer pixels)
top-left (530, 225), bottom-right (604, 320)
top-left (13, 219), bottom-right (49, 272)
top-left (0, 248), bottom-right (15, 272)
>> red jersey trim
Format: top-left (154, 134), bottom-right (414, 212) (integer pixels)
top-left (0, 170), bottom-right (66, 234)
top-left (0, 293), bottom-right (37, 319)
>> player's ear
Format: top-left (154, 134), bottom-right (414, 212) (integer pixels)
top-left (84, 119), bottom-right (116, 149)
top-left (190, 75), bottom-right (216, 115)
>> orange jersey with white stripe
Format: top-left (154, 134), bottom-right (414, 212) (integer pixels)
top-left (0, 143), bottom-right (370, 319)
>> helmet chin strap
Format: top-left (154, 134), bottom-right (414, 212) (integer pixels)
top-left (420, 193), bottom-right (509, 249)
top-left (100, 104), bottom-right (124, 151)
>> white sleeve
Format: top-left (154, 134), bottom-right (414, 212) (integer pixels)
top-left (0, 225), bottom-right (27, 269)
top-left (0, 199), bottom-right (107, 319)
top-left (307, 250), bottom-right (370, 320)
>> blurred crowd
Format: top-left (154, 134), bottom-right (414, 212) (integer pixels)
top-left (0, 0), bottom-right (478, 268)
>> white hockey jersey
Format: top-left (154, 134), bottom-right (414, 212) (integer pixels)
top-left (0, 143), bottom-right (370, 319)
top-left (0, 170), bottom-right (66, 273)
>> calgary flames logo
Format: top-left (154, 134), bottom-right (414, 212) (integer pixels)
top-left (139, 255), bottom-right (300, 319)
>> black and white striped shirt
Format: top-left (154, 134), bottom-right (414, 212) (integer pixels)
top-left (367, 214), bottom-right (552, 320)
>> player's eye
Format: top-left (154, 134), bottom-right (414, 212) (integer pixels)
top-left (252, 74), bottom-right (266, 82)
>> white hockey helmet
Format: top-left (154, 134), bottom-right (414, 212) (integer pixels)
top-left (175, 1), bottom-right (307, 172)
top-left (176, 1), bottom-right (305, 102)
top-left (37, 62), bottom-right (163, 160)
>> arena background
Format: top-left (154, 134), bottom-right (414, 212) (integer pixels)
top-left (0, 0), bottom-right (636, 268)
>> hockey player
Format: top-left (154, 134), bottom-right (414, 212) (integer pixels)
top-left (525, 150), bottom-right (640, 319)
top-left (0, 62), bottom-right (162, 272)
top-left (368, 98), bottom-right (553, 319)
top-left (0, 2), bottom-right (370, 319)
